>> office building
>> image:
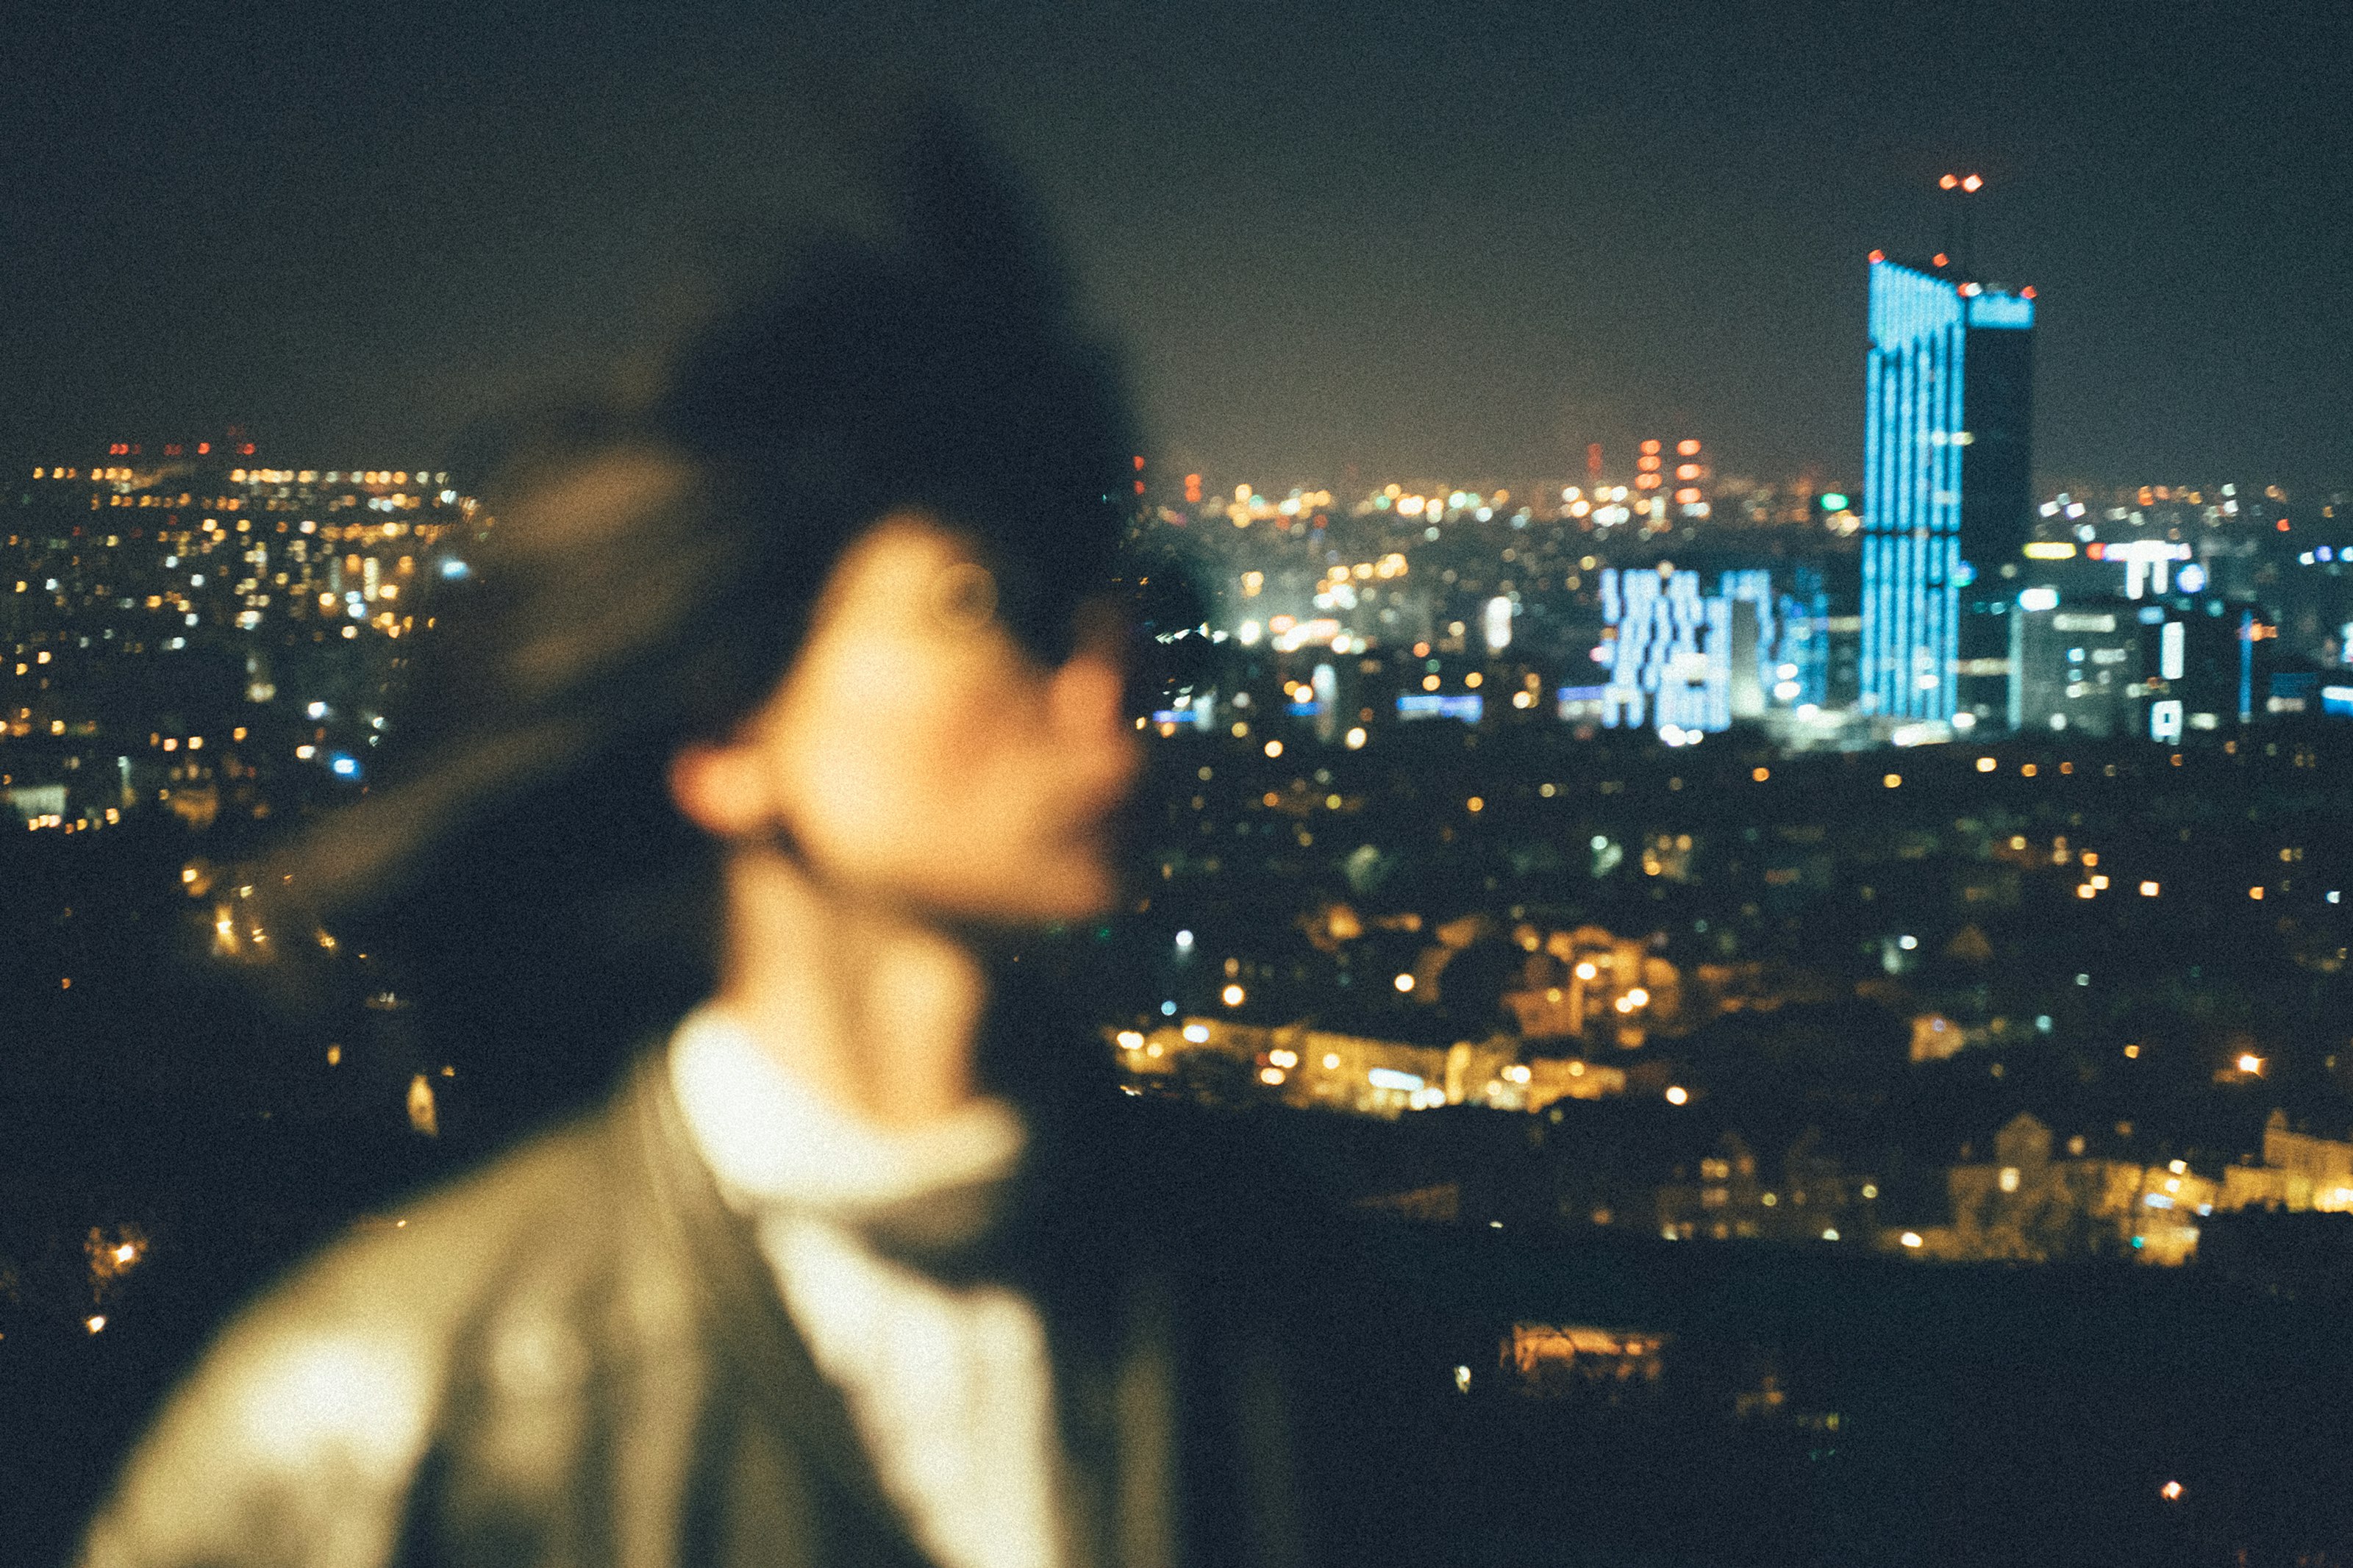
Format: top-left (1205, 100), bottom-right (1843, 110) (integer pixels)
top-left (1859, 254), bottom-right (2035, 723)
top-left (2009, 594), bottom-right (2142, 737)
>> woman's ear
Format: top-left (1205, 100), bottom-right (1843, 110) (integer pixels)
top-left (668, 738), bottom-right (771, 840)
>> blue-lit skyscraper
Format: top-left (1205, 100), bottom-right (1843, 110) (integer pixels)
top-left (1860, 255), bottom-right (2035, 722)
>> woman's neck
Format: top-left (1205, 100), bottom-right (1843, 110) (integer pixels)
top-left (709, 846), bottom-right (990, 1128)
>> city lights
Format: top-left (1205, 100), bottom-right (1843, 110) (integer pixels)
top-left (7, 90), bottom-right (2346, 1567)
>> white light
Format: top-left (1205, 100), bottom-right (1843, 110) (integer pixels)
top-left (1174, 929), bottom-right (1194, 949)
top-left (2019, 587), bottom-right (2059, 612)
top-left (1482, 595), bottom-right (1513, 653)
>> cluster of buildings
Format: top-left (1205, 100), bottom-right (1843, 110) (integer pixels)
top-left (2, 448), bottom-right (476, 832)
top-left (1928, 1109), bottom-right (2353, 1266)
top-left (1114, 1012), bottom-right (1629, 1117)
top-left (7, 204), bottom-right (2345, 1295)
top-left (1122, 1010), bottom-right (2350, 1268)
top-left (1141, 237), bottom-right (2348, 757)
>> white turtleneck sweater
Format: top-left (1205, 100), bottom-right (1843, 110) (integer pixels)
top-left (667, 1009), bottom-right (1065, 1568)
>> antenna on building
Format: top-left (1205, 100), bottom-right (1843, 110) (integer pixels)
top-left (1936, 172), bottom-right (1985, 276)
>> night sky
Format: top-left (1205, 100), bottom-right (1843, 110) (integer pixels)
top-left (5, 1), bottom-right (2347, 492)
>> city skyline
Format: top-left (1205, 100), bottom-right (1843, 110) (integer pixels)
top-left (3, 3), bottom-right (2348, 493)
top-left (10, 18), bottom-right (2353, 1564)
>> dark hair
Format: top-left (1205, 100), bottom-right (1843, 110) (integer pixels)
top-left (267, 111), bottom-right (1138, 1123)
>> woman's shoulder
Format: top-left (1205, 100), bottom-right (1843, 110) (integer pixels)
top-left (79, 1094), bottom-right (643, 1568)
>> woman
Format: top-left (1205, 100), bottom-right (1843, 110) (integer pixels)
top-left (80, 118), bottom-right (1306, 1568)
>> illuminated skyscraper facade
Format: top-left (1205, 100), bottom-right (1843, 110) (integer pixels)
top-left (1860, 257), bottom-right (2035, 721)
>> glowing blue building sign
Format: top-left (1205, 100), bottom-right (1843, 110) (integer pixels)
top-left (1396, 692), bottom-right (1483, 723)
top-left (1968, 293), bottom-right (2034, 329)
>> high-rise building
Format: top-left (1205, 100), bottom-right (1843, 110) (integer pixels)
top-left (1858, 252), bottom-right (2035, 723)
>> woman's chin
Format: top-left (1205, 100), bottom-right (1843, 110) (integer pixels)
top-left (923, 859), bottom-right (1117, 930)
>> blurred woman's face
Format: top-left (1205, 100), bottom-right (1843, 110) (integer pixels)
top-left (675, 514), bottom-right (1138, 924)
